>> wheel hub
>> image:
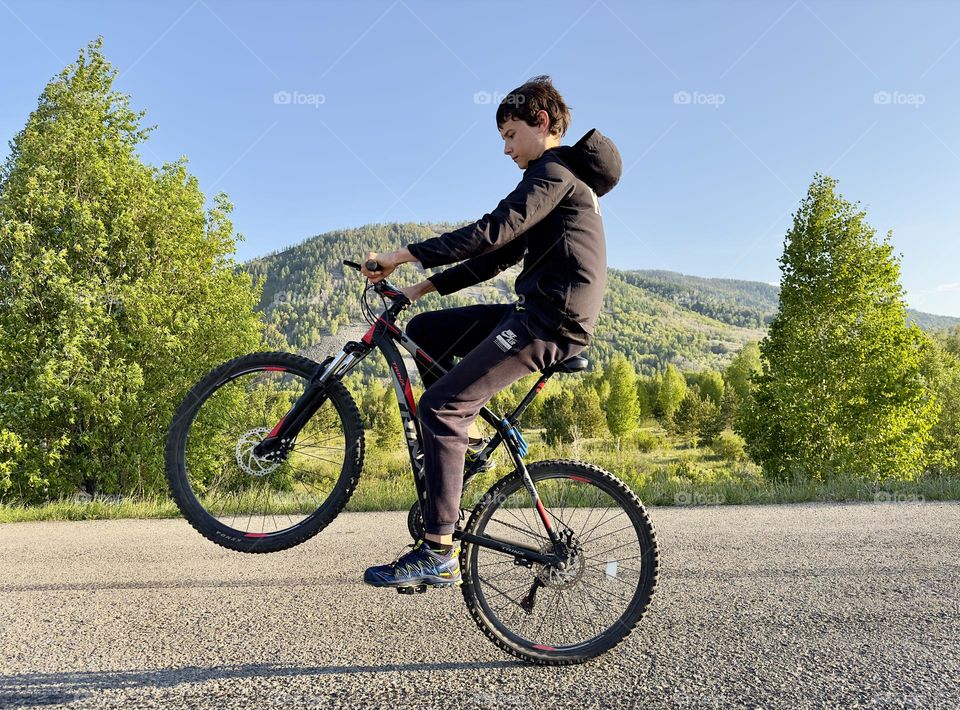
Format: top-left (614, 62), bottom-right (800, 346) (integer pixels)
top-left (536, 530), bottom-right (585, 589)
top-left (236, 427), bottom-right (285, 477)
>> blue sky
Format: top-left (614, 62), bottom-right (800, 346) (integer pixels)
top-left (2, 1), bottom-right (959, 316)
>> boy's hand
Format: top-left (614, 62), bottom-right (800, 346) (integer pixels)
top-left (361, 251), bottom-right (396, 283)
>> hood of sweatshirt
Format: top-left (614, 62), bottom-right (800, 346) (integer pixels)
top-left (540, 128), bottom-right (623, 197)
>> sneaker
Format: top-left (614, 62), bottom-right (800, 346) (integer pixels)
top-left (363, 539), bottom-right (461, 590)
top-left (466, 437), bottom-right (495, 473)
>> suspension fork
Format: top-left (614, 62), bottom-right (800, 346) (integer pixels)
top-left (252, 343), bottom-right (369, 458)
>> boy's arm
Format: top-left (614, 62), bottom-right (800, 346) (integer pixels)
top-left (406, 162), bottom-right (572, 269)
top-left (426, 237), bottom-right (526, 296)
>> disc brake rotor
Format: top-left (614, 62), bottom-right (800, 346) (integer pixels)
top-left (536, 530), bottom-right (585, 589)
top-left (235, 427), bottom-right (282, 477)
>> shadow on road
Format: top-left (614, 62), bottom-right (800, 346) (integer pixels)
top-left (0, 576), bottom-right (350, 593)
top-left (0, 659), bottom-right (524, 707)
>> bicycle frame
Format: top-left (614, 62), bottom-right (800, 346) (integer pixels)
top-left (253, 276), bottom-right (567, 566)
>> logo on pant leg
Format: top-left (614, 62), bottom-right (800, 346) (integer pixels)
top-left (494, 329), bottom-right (518, 352)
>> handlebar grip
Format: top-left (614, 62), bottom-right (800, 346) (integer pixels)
top-left (365, 259), bottom-right (382, 272)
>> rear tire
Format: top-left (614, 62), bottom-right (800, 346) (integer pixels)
top-left (460, 459), bottom-right (658, 665)
top-left (165, 351), bottom-right (364, 553)
top-left (407, 501), bottom-right (424, 542)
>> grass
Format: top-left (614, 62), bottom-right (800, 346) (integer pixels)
top-left (2, 424), bottom-right (958, 523)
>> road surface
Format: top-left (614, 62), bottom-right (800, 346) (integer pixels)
top-left (1, 501), bottom-right (958, 708)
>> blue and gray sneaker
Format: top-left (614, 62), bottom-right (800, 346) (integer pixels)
top-left (363, 539), bottom-right (461, 592)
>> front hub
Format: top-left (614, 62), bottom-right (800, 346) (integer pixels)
top-left (236, 427), bottom-right (288, 476)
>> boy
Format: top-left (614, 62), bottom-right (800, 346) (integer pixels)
top-left (360, 75), bottom-right (622, 589)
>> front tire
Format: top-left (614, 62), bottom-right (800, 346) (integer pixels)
top-left (165, 351), bottom-right (364, 553)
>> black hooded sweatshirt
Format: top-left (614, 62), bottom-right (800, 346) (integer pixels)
top-left (406, 128), bottom-right (622, 346)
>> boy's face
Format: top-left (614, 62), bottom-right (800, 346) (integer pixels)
top-left (500, 112), bottom-right (560, 170)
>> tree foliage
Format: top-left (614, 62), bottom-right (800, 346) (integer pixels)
top-left (738, 174), bottom-right (937, 482)
top-left (0, 39), bottom-right (263, 502)
top-left (603, 353), bottom-right (639, 437)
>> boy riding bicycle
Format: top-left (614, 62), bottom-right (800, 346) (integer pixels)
top-left (359, 75), bottom-right (622, 590)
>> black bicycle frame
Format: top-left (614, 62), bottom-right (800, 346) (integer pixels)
top-left (254, 278), bottom-right (566, 566)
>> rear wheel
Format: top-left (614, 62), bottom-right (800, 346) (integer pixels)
top-left (165, 351), bottom-right (364, 553)
top-left (460, 460), bottom-right (658, 665)
top-left (407, 501), bottom-right (424, 542)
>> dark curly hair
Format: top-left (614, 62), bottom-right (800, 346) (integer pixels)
top-left (496, 75), bottom-right (572, 138)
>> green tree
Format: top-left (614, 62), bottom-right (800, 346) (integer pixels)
top-left (723, 341), bottom-right (762, 403)
top-left (670, 389), bottom-right (703, 437)
top-left (541, 390), bottom-right (575, 446)
top-left (359, 381), bottom-right (388, 429)
top-left (693, 371), bottom-right (724, 406)
top-left (696, 398), bottom-right (725, 447)
top-left (603, 353), bottom-right (640, 437)
top-left (572, 381), bottom-right (606, 438)
top-left (738, 174), bottom-right (937, 482)
top-left (654, 364), bottom-right (687, 421)
top-left (669, 387), bottom-right (722, 446)
top-left (374, 386), bottom-right (403, 448)
top-left (0, 39), bottom-right (263, 502)
top-left (921, 331), bottom-right (960, 475)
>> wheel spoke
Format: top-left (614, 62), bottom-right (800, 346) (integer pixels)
top-left (173, 362), bottom-right (357, 540)
top-left (467, 469), bottom-right (657, 661)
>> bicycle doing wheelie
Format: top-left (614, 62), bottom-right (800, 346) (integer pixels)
top-left (165, 259), bottom-right (659, 665)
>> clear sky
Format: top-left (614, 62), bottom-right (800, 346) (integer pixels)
top-left (2, 1), bottom-right (958, 316)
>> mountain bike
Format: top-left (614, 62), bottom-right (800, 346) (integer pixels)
top-left (165, 259), bottom-right (659, 665)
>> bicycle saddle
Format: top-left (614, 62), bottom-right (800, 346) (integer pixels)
top-left (542, 354), bottom-right (589, 375)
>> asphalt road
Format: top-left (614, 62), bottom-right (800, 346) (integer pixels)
top-left (1, 502), bottom-right (958, 709)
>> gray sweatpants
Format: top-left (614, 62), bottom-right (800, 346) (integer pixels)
top-left (405, 303), bottom-right (586, 536)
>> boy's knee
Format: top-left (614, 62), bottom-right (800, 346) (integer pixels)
top-left (405, 312), bottom-right (429, 341)
top-left (418, 389), bottom-right (438, 418)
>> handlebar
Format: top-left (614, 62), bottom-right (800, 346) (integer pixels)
top-left (343, 260), bottom-right (410, 307)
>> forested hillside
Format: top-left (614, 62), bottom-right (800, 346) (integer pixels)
top-left (240, 222), bottom-right (959, 377)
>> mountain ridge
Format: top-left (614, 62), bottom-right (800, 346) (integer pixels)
top-left (240, 222), bottom-right (959, 376)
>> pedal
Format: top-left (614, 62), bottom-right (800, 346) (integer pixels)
top-left (397, 584), bottom-right (428, 595)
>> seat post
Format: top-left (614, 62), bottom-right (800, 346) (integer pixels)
top-left (506, 372), bottom-right (553, 425)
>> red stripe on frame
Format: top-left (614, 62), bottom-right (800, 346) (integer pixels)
top-left (404, 378), bottom-right (417, 415)
top-left (268, 416), bottom-right (285, 437)
top-left (361, 323), bottom-right (376, 345)
top-left (535, 499), bottom-right (553, 531)
top-left (378, 317), bottom-right (400, 334)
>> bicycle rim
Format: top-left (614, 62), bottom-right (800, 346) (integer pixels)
top-left (463, 462), bottom-right (657, 662)
top-left (178, 362), bottom-right (351, 538)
